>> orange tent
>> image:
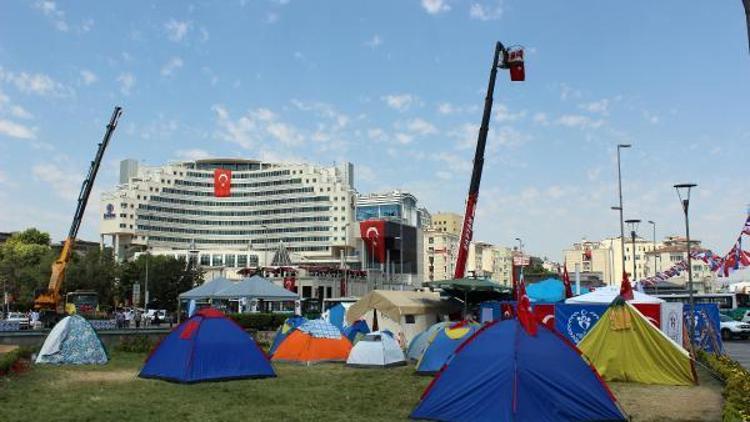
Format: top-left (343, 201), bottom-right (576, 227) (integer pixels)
top-left (272, 319), bottom-right (352, 364)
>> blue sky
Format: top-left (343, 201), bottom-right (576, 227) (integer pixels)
top-left (0, 0), bottom-right (748, 262)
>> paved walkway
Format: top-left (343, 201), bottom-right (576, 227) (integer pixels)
top-left (724, 339), bottom-right (750, 370)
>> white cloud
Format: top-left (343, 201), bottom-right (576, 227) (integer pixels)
top-left (493, 104), bottom-right (526, 122)
top-left (0, 119), bottom-right (35, 139)
top-left (10, 105), bottom-right (32, 119)
top-left (437, 102), bottom-right (457, 115)
top-left (164, 19), bottom-right (191, 42)
top-left (0, 68), bottom-right (70, 97)
top-left (364, 35), bottom-right (383, 48)
top-left (422, 0), bottom-right (450, 14)
top-left (32, 163), bottom-right (81, 200)
top-left (643, 111), bottom-right (660, 124)
top-left (117, 73), bottom-right (135, 96)
top-left (394, 133), bottom-right (414, 144)
top-left (266, 13), bottom-right (279, 24)
top-left (579, 99), bottom-right (610, 115)
top-left (34, 1), bottom-right (69, 32)
top-left (555, 114), bottom-right (604, 129)
top-left (469, 1), bottom-right (503, 21)
top-left (382, 94), bottom-right (417, 111)
top-left (532, 112), bottom-right (549, 126)
top-left (212, 105), bottom-right (304, 149)
top-left (405, 118), bottom-right (437, 136)
top-left (161, 57), bottom-right (184, 77)
top-left (560, 83), bottom-right (581, 101)
top-left (367, 128), bottom-right (387, 142)
top-left (79, 69), bottom-right (97, 85)
top-left (176, 149), bottom-right (211, 161)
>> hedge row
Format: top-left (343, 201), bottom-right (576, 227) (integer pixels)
top-left (699, 351), bottom-right (750, 421)
top-left (0, 347), bottom-right (33, 376)
top-left (227, 313), bottom-right (293, 331)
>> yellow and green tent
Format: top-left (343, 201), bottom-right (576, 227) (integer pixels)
top-left (578, 297), bottom-right (697, 386)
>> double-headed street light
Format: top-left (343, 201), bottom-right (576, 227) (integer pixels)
top-left (674, 183), bottom-right (697, 347)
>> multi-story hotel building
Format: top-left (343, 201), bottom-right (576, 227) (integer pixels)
top-left (100, 158), bottom-right (357, 273)
top-left (430, 212), bottom-right (463, 236)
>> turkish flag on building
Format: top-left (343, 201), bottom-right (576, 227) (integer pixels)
top-left (633, 303), bottom-right (661, 328)
top-left (360, 220), bottom-right (386, 263)
top-left (214, 168), bottom-right (231, 197)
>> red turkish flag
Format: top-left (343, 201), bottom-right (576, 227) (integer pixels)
top-left (359, 220), bottom-right (386, 263)
top-left (562, 264), bottom-right (573, 298)
top-left (633, 303), bottom-right (661, 328)
top-left (517, 276), bottom-right (538, 336)
top-left (620, 271), bottom-right (634, 301)
top-left (214, 168), bottom-right (231, 197)
top-left (532, 304), bottom-right (555, 330)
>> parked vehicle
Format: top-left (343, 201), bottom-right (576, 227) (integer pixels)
top-left (146, 309), bottom-right (167, 323)
top-left (5, 312), bottom-right (30, 329)
top-left (719, 314), bottom-right (750, 340)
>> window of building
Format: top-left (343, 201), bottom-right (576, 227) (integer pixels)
top-left (428, 237), bottom-right (434, 244)
top-left (212, 254), bottom-right (223, 266)
top-left (405, 315), bottom-right (415, 324)
top-left (200, 255), bottom-right (210, 266)
top-left (237, 255), bottom-right (248, 267)
top-left (225, 254), bottom-right (236, 267)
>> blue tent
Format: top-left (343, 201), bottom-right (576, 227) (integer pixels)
top-left (527, 278), bottom-right (565, 303)
top-left (406, 321), bottom-right (449, 361)
top-left (326, 303), bottom-right (347, 330)
top-left (36, 315), bottom-right (108, 365)
top-left (416, 321), bottom-right (480, 374)
top-left (139, 308), bottom-right (275, 383)
top-left (269, 315), bottom-right (307, 356)
top-left (342, 319), bottom-right (370, 343)
top-left (411, 319), bottom-right (626, 421)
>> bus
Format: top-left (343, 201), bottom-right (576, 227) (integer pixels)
top-left (655, 293), bottom-right (749, 311)
top-left (64, 290), bottom-right (99, 315)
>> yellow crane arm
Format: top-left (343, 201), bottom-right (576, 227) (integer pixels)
top-left (34, 237), bottom-right (75, 311)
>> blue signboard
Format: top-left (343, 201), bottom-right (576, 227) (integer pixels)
top-left (554, 304), bottom-right (608, 344)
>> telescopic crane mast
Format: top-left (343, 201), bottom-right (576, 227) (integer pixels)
top-left (34, 106), bottom-right (123, 316)
top-left (454, 42), bottom-right (523, 279)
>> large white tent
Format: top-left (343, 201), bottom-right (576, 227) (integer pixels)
top-left (346, 331), bottom-right (406, 368)
top-left (565, 286), bottom-right (664, 305)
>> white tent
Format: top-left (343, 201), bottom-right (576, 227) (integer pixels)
top-left (346, 331), bottom-right (406, 368)
top-left (565, 286), bottom-right (664, 305)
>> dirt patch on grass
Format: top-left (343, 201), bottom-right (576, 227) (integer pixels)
top-left (610, 366), bottom-right (723, 422)
top-left (0, 345), bottom-right (19, 355)
top-left (51, 369), bottom-right (138, 387)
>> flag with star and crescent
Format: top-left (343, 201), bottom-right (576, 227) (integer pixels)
top-left (214, 168), bottom-right (232, 197)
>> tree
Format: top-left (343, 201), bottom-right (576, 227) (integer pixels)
top-left (117, 255), bottom-right (200, 312)
top-left (13, 228), bottom-right (50, 246)
top-left (0, 229), bottom-right (55, 308)
top-left (64, 248), bottom-right (118, 310)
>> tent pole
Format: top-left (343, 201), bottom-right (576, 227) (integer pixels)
top-left (177, 300), bottom-right (181, 324)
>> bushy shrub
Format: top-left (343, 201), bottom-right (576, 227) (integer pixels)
top-left (699, 351), bottom-right (750, 421)
top-left (0, 347), bottom-right (33, 376)
top-left (227, 313), bottom-right (292, 331)
top-left (116, 335), bottom-right (156, 353)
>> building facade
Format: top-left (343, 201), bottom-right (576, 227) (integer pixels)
top-left (430, 212), bottom-right (463, 236)
top-left (101, 158), bottom-right (357, 272)
top-left (423, 228), bottom-right (459, 282)
top-left (645, 236), bottom-right (716, 292)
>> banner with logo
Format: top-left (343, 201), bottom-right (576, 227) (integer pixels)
top-left (633, 303), bottom-right (661, 328)
top-left (555, 304), bottom-right (608, 344)
top-left (660, 302), bottom-right (683, 345)
top-left (684, 303), bottom-right (723, 353)
top-left (359, 220), bottom-right (386, 263)
top-left (213, 168), bottom-right (232, 197)
top-left (533, 304), bottom-right (555, 330)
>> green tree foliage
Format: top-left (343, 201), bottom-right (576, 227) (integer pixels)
top-left (118, 254), bottom-right (200, 312)
top-left (64, 248), bottom-right (118, 311)
top-left (0, 229), bottom-right (55, 308)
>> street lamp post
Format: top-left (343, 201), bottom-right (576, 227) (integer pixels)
top-left (624, 219), bottom-right (641, 283)
top-left (514, 237), bottom-right (524, 298)
top-left (674, 183), bottom-right (697, 347)
top-left (144, 240), bottom-right (150, 311)
top-left (648, 220), bottom-right (657, 294)
top-left (616, 144), bottom-right (631, 282)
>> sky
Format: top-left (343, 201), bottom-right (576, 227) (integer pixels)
top-left (0, 0), bottom-right (748, 264)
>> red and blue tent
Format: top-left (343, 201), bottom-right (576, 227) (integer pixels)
top-left (411, 318), bottom-right (626, 421)
top-left (415, 320), bottom-right (480, 374)
top-left (139, 308), bottom-right (275, 383)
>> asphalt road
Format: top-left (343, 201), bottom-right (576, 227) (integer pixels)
top-left (724, 339), bottom-right (750, 369)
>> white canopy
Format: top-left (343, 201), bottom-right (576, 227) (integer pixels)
top-left (564, 286), bottom-right (664, 305)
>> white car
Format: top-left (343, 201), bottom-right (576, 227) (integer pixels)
top-left (4, 312), bottom-right (30, 329)
top-left (720, 314), bottom-right (750, 340)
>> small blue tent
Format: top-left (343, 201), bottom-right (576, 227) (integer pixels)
top-left (342, 319), bottom-right (370, 343)
top-left (416, 321), bottom-right (480, 374)
top-left (527, 278), bottom-right (565, 303)
top-left (269, 315), bottom-right (307, 356)
top-left (139, 308), bottom-right (275, 383)
top-left (411, 319), bottom-right (626, 421)
top-left (406, 321), bottom-right (449, 361)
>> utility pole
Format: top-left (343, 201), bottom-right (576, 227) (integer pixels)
top-left (616, 144), bottom-right (631, 283)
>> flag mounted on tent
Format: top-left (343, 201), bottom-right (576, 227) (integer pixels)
top-left (517, 277), bottom-right (537, 336)
top-left (619, 271), bottom-right (634, 301)
top-left (562, 264), bottom-right (573, 298)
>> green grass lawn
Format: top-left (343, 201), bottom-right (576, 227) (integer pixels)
top-left (0, 352), bottom-right (724, 421)
top-left (0, 352), bottom-right (431, 422)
